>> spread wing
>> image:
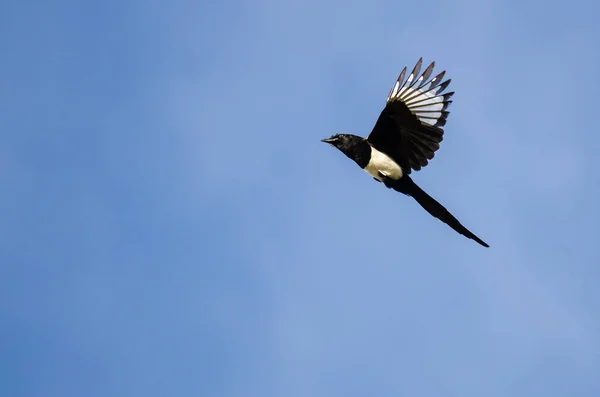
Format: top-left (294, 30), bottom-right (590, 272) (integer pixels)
top-left (367, 58), bottom-right (454, 173)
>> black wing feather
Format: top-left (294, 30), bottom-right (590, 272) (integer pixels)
top-left (367, 59), bottom-right (453, 173)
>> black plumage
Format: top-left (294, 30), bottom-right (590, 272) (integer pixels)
top-left (322, 58), bottom-right (489, 248)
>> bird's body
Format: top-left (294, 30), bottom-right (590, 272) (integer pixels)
top-left (365, 146), bottom-right (404, 181)
top-left (322, 58), bottom-right (489, 247)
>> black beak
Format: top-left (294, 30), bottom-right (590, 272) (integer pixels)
top-left (321, 137), bottom-right (338, 144)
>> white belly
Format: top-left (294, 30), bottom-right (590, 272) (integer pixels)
top-left (364, 147), bottom-right (403, 181)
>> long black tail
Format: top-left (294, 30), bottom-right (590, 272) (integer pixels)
top-left (392, 177), bottom-right (489, 247)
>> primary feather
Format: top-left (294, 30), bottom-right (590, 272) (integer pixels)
top-left (369, 57), bottom-right (453, 173)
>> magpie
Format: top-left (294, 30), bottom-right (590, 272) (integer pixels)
top-left (322, 58), bottom-right (489, 247)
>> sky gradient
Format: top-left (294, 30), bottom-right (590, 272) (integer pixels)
top-left (1, 0), bottom-right (599, 396)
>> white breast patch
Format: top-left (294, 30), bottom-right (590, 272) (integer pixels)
top-left (364, 147), bottom-right (403, 181)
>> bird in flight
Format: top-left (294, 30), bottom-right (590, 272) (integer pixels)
top-left (322, 58), bottom-right (488, 247)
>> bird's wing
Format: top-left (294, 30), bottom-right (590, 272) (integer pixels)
top-left (367, 58), bottom-right (453, 173)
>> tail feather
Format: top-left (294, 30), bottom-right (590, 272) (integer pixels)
top-left (393, 177), bottom-right (489, 247)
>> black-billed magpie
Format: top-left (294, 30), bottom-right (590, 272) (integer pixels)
top-left (322, 58), bottom-right (489, 247)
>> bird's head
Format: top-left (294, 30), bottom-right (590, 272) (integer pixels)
top-left (320, 134), bottom-right (362, 155)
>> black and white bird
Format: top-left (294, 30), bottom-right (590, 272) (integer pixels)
top-left (322, 58), bottom-right (488, 247)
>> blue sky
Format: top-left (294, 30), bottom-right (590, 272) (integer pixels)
top-left (1, 0), bottom-right (599, 396)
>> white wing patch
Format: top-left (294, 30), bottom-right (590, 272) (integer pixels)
top-left (386, 57), bottom-right (454, 127)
